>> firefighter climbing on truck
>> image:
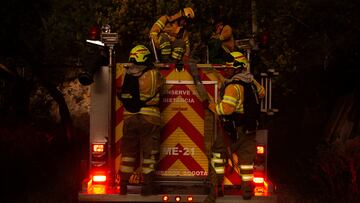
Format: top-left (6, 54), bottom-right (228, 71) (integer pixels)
top-left (149, 7), bottom-right (195, 64)
top-left (204, 51), bottom-right (265, 202)
top-left (208, 16), bottom-right (237, 64)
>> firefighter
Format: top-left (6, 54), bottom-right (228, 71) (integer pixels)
top-left (206, 51), bottom-right (265, 201)
top-left (149, 7), bottom-right (195, 64)
top-left (208, 17), bottom-right (236, 64)
top-left (117, 45), bottom-right (163, 196)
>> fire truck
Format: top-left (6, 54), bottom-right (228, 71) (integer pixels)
top-left (78, 31), bottom-right (278, 203)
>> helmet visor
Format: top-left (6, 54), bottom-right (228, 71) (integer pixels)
top-left (129, 57), bottom-right (146, 65)
top-left (233, 60), bottom-right (246, 69)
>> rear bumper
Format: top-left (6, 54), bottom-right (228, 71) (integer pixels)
top-left (79, 193), bottom-right (277, 203)
top-left (79, 178), bottom-right (277, 202)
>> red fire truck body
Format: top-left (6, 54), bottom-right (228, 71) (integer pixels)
top-left (78, 62), bottom-right (277, 203)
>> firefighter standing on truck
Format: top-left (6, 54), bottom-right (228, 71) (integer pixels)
top-left (149, 7), bottom-right (195, 64)
top-left (206, 51), bottom-right (265, 201)
top-left (208, 16), bottom-right (236, 64)
top-left (116, 45), bottom-right (163, 196)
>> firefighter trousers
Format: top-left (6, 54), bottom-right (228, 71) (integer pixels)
top-left (234, 125), bottom-right (256, 184)
top-left (234, 125), bottom-right (257, 165)
top-left (120, 114), bottom-right (161, 184)
top-left (210, 124), bottom-right (257, 180)
top-left (159, 33), bottom-right (186, 62)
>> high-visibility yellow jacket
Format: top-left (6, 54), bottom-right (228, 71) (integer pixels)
top-left (120, 68), bottom-right (163, 125)
top-left (150, 13), bottom-right (190, 56)
top-left (209, 78), bottom-right (264, 115)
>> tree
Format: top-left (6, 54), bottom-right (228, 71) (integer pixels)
top-left (0, 0), bottom-right (103, 141)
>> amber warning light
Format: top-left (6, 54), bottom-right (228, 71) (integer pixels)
top-left (92, 144), bottom-right (105, 153)
top-left (257, 145), bottom-right (265, 154)
top-left (162, 195), bottom-right (193, 202)
top-left (162, 195), bottom-right (169, 202)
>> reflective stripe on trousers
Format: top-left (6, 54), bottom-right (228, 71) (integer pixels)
top-left (211, 152), bottom-right (226, 174)
top-left (240, 163), bottom-right (254, 181)
top-left (120, 115), bottom-right (160, 181)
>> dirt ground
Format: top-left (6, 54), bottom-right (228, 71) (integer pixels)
top-left (0, 121), bottom-right (323, 203)
top-left (1, 141), bottom-right (315, 203)
top-left (1, 124), bottom-right (85, 203)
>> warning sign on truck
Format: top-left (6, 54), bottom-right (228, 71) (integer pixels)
top-left (158, 80), bottom-right (212, 177)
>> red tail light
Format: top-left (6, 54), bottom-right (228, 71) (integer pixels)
top-left (175, 196), bottom-right (181, 202)
top-left (91, 168), bottom-right (107, 184)
top-left (187, 196), bottom-right (193, 202)
top-left (88, 25), bottom-right (100, 40)
top-left (93, 174), bottom-right (107, 183)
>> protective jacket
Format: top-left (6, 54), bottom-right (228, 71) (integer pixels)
top-left (119, 66), bottom-right (163, 191)
top-left (208, 71), bottom-right (265, 187)
top-left (209, 72), bottom-right (264, 115)
top-left (150, 12), bottom-right (190, 59)
top-left (212, 24), bottom-right (236, 53)
top-left (119, 67), bottom-right (163, 125)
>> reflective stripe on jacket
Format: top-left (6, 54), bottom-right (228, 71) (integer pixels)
top-left (150, 15), bottom-right (190, 56)
top-left (209, 79), bottom-right (264, 116)
top-left (122, 68), bottom-right (163, 125)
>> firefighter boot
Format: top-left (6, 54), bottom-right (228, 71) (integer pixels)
top-left (120, 180), bottom-right (128, 195)
top-left (217, 175), bottom-right (224, 197)
top-left (175, 60), bottom-right (184, 72)
top-left (241, 181), bottom-right (254, 200)
top-left (141, 173), bottom-right (154, 196)
top-left (203, 187), bottom-right (216, 203)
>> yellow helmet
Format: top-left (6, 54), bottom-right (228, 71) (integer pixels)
top-left (226, 51), bottom-right (248, 70)
top-left (129, 45), bottom-right (151, 65)
top-left (182, 7), bottom-right (195, 19)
